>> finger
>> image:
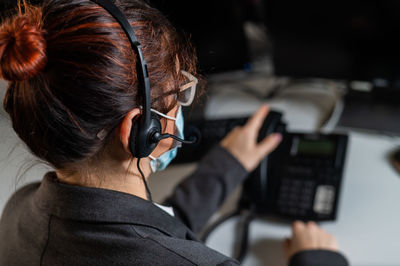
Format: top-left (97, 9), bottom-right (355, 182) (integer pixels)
top-left (256, 133), bottom-right (282, 157)
top-left (244, 104), bottom-right (269, 134)
top-left (306, 221), bottom-right (318, 229)
top-left (320, 231), bottom-right (338, 250)
top-left (292, 220), bottom-right (305, 235)
top-left (306, 222), bottom-right (319, 235)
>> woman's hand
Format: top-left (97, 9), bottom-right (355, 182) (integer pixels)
top-left (220, 104), bottom-right (282, 172)
top-left (284, 221), bottom-right (339, 259)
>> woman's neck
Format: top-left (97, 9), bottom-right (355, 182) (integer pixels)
top-left (56, 157), bottom-right (152, 200)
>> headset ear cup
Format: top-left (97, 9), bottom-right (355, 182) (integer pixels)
top-left (145, 114), bottom-right (162, 155)
top-left (129, 114), bottom-right (162, 158)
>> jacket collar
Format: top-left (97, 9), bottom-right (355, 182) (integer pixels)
top-left (34, 172), bottom-right (193, 240)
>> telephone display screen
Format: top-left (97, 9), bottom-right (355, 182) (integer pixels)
top-left (297, 139), bottom-right (336, 156)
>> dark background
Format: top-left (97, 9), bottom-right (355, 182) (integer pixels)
top-left (2, 0), bottom-right (400, 133)
top-left (3, 0), bottom-right (400, 83)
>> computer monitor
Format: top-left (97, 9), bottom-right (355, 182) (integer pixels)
top-left (150, 0), bottom-right (251, 74)
top-left (264, 0), bottom-right (400, 84)
top-left (263, 0), bottom-right (400, 134)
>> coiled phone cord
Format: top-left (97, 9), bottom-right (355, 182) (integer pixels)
top-left (201, 207), bottom-right (255, 263)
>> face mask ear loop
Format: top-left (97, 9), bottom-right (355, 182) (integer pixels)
top-left (147, 108), bottom-right (179, 163)
top-left (150, 108), bottom-right (177, 121)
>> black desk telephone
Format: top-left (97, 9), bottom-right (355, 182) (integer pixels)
top-left (174, 111), bottom-right (348, 221)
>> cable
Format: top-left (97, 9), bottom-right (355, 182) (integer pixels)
top-left (234, 210), bottom-right (254, 263)
top-left (201, 208), bottom-right (255, 263)
top-left (137, 158), bottom-right (153, 202)
top-left (200, 208), bottom-right (241, 242)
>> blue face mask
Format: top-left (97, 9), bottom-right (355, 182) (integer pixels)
top-left (149, 106), bottom-right (184, 172)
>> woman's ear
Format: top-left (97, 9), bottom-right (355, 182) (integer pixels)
top-left (119, 108), bottom-right (141, 153)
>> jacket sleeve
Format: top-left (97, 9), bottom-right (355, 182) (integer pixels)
top-left (217, 250), bottom-right (348, 266)
top-left (289, 250), bottom-right (349, 266)
top-left (164, 145), bottom-right (249, 234)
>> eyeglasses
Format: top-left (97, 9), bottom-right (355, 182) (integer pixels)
top-left (176, 70), bottom-right (198, 106)
top-left (96, 71), bottom-right (198, 141)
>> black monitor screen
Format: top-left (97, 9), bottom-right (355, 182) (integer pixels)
top-left (150, 0), bottom-right (250, 74)
top-left (265, 1), bottom-right (400, 83)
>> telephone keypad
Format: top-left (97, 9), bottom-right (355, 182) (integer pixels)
top-left (277, 177), bottom-right (315, 216)
top-left (276, 156), bottom-right (339, 219)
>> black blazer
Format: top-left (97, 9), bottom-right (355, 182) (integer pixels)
top-left (0, 146), bottom-right (348, 265)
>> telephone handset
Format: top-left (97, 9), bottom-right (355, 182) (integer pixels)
top-left (173, 111), bottom-right (284, 164)
top-left (174, 110), bottom-right (348, 221)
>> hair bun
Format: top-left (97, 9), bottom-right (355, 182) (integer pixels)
top-left (0, 10), bottom-right (47, 81)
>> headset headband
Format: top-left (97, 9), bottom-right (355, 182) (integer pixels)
top-left (90, 0), bottom-right (151, 128)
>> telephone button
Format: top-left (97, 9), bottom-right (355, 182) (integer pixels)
top-left (313, 185), bottom-right (335, 215)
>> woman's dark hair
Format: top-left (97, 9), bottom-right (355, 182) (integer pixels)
top-left (0, 0), bottom-right (197, 169)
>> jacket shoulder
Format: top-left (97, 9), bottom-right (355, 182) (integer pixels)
top-left (131, 225), bottom-right (240, 266)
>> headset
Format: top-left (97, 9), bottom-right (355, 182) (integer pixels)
top-left (89, 0), bottom-right (195, 159)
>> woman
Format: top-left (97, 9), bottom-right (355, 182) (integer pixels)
top-left (0, 0), bottom-right (348, 265)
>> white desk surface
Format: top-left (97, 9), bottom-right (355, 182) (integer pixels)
top-left (205, 131), bottom-right (400, 266)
